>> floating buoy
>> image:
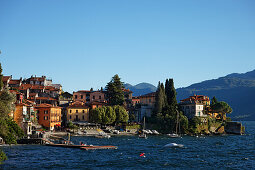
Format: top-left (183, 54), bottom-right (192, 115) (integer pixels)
top-left (140, 153), bottom-right (145, 157)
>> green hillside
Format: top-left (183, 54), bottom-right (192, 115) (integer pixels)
top-left (177, 70), bottom-right (255, 120)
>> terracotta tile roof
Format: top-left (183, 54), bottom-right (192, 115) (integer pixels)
top-left (180, 95), bottom-right (210, 102)
top-left (19, 84), bottom-right (44, 90)
top-left (35, 103), bottom-right (61, 108)
top-left (9, 90), bottom-right (22, 95)
top-left (45, 86), bottom-right (59, 91)
top-left (139, 92), bottom-right (156, 98)
top-left (28, 97), bottom-right (57, 101)
top-left (68, 104), bottom-right (89, 109)
top-left (9, 79), bottom-right (21, 84)
top-left (29, 76), bottom-right (45, 81)
top-left (3, 76), bottom-right (11, 82)
top-left (77, 90), bottom-right (91, 93)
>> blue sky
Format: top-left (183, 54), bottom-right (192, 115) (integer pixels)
top-left (0, 0), bottom-right (254, 92)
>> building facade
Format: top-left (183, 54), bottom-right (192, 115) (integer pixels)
top-left (35, 104), bottom-right (61, 130)
top-left (67, 102), bottom-right (89, 122)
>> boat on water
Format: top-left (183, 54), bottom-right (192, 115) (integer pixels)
top-left (152, 130), bottom-right (160, 135)
top-left (167, 133), bottom-right (180, 138)
top-left (139, 117), bottom-right (148, 139)
top-left (164, 143), bottom-right (184, 148)
top-left (138, 133), bottom-right (147, 139)
top-left (95, 134), bottom-right (111, 139)
top-left (167, 108), bottom-right (181, 138)
top-left (45, 143), bottom-right (117, 150)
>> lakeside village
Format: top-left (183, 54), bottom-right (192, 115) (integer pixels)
top-left (0, 72), bottom-right (245, 146)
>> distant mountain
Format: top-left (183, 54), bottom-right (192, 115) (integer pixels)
top-left (176, 69), bottom-right (255, 121)
top-left (124, 83), bottom-right (157, 96)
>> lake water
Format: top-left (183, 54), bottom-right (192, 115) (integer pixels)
top-left (1, 121), bottom-right (254, 169)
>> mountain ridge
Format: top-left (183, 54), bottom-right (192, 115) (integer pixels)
top-left (124, 69), bottom-right (255, 120)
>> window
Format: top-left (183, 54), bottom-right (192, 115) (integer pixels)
top-left (149, 99), bottom-right (151, 103)
top-left (70, 115), bottom-right (72, 119)
top-left (83, 110), bottom-right (85, 113)
top-left (81, 95), bottom-right (83, 99)
top-left (76, 115), bottom-right (78, 120)
top-left (76, 110), bottom-right (78, 113)
top-left (93, 96), bottom-right (95, 100)
top-left (99, 96), bottom-right (101, 99)
top-left (82, 115), bottom-right (84, 120)
top-left (70, 110), bottom-right (72, 113)
top-left (75, 95), bottom-right (77, 99)
top-left (44, 110), bottom-right (48, 114)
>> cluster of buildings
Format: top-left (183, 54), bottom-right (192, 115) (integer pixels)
top-left (2, 75), bottom-right (134, 136)
top-left (3, 75), bottom-right (63, 135)
top-left (131, 93), bottom-right (222, 123)
top-left (3, 74), bottom-right (220, 136)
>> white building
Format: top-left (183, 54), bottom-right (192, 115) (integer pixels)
top-left (179, 95), bottom-right (209, 120)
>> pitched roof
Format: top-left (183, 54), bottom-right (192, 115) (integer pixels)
top-left (9, 79), bottom-right (21, 85)
top-left (28, 97), bottom-right (57, 101)
top-left (3, 76), bottom-right (11, 82)
top-left (29, 76), bottom-right (45, 81)
top-left (139, 92), bottom-right (156, 98)
top-left (180, 95), bottom-right (210, 102)
top-left (35, 103), bottom-right (61, 108)
top-left (19, 84), bottom-right (44, 90)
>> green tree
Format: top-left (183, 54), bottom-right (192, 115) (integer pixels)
top-left (104, 106), bottom-right (116, 124)
top-left (211, 96), bottom-right (218, 105)
top-left (0, 150), bottom-right (7, 164)
top-left (90, 107), bottom-right (103, 124)
top-left (114, 105), bottom-right (129, 124)
top-left (106, 74), bottom-right (125, 106)
top-left (154, 82), bottom-right (166, 116)
top-left (0, 63), bottom-right (24, 164)
top-left (211, 101), bottom-right (232, 121)
top-left (164, 78), bottom-right (178, 116)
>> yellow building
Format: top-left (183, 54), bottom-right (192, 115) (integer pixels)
top-left (67, 102), bottom-right (89, 122)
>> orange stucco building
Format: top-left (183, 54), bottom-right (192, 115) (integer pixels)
top-left (35, 104), bottom-right (61, 130)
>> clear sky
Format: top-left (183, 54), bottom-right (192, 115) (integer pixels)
top-left (0, 0), bottom-right (254, 93)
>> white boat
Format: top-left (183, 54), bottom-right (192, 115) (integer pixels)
top-left (167, 133), bottom-right (180, 138)
top-left (138, 133), bottom-right (147, 139)
top-left (152, 130), bottom-right (160, 135)
top-left (139, 117), bottom-right (148, 139)
top-left (167, 109), bottom-right (181, 138)
top-left (96, 132), bottom-right (111, 139)
top-left (164, 143), bottom-right (184, 148)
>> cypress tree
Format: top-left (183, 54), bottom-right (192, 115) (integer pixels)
top-left (154, 82), bottom-right (164, 115)
top-left (165, 79), bottom-right (178, 115)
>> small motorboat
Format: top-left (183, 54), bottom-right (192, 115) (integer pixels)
top-left (152, 130), bottom-right (160, 135)
top-left (95, 132), bottom-right (111, 139)
top-left (138, 133), bottom-right (147, 139)
top-left (167, 133), bottom-right (180, 138)
top-left (164, 143), bottom-right (184, 148)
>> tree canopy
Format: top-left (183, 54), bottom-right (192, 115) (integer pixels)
top-left (90, 105), bottom-right (128, 124)
top-left (106, 74), bottom-right (125, 106)
top-left (152, 79), bottom-right (188, 133)
top-left (0, 63), bottom-right (24, 163)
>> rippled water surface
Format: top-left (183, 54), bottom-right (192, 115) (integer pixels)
top-left (1, 121), bottom-right (254, 169)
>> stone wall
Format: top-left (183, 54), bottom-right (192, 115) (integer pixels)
top-left (225, 122), bottom-right (244, 135)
